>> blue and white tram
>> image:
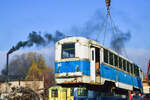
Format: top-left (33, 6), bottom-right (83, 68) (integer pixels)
top-left (55, 37), bottom-right (143, 92)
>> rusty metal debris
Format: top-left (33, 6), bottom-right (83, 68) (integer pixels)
top-left (0, 86), bottom-right (48, 100)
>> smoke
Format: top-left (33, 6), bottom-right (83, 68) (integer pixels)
top-left (70, 10), bottom-right (105, 38)
top-left (8, 31), bottom-right (65, 54)
top-left (8, 9), bottom-right (132, 55)
top-left (110, 31), bottom-right (131, 54)
top-left (45, 31), bottom-right (65, 42)
top-left (70, 9), bottom-right (132, 54)
top-left (28, 31), bottom-right (46, 47)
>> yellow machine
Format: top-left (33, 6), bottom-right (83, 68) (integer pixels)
top-left (49, 86), bottom-right (74, 100)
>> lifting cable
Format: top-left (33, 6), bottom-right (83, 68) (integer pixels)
top-left (96, 0), bottom-right (111, 44)
top-left (109, 14), bottom-right (129, 58)
top-left (102, 16), bottom-right (108, 45)
top-left (96, 0), bottom-right (129, 58)
top-left (96, 15), bottom-right (109, 45)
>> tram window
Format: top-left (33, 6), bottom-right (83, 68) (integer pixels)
top-left (136, 66), bottom-right (140, 77)
top-left (134, 64), bottom-right (139, 77)
top-left (51, 89), bottom-right (58, 97)
top-left (114, 55), bottom-right (118, 67)
top-left (127, 62), bottom-right (130, 73)
top-left (78, 88), bottom-right (87, 96)
top-left (109, 52), bottom-right (113, 65)
top-left (70, 88), bottom-right (74, 96)
top-left (92, 50), bottom-right (94, 61)
top-left (104, 49), bottom-right (108, 63)
top-left (119, 57), bottom-right (122, 69)
top-left (134, 64), bottom-right (136, 75)
top-left (123, 60), bottom-right (127, 71)
top-left (129, 63), bottom-right (132, 73)
top-left (95, 48), bottom-right (100, 62)
top-left (62, 43), bottom-right (75, 58)
top-left (131, 64), bottom-right (134, 74)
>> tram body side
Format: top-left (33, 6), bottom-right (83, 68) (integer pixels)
top-left (55, 37), bottom-right (143, 92)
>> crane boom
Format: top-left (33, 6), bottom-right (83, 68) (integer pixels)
top-left (143, 59), bottom-right (150, 94)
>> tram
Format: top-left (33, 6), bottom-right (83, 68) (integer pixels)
top-left (55, 37), bottom-right (143, 92)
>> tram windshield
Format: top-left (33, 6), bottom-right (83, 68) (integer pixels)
top-left (62, 43), bottom-right (75, 58)
top-left (78, 88), bottom-right (87, 96)
top-left (51, 89), bottom-right (58, 97)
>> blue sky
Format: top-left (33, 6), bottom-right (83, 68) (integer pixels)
top-left (0, 0), bottom-right (150, 72)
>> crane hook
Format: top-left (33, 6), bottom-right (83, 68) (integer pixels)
top-left (105, 0), bottom-right (111, 15)
top-left (105, 0), bottom-right (111, 9)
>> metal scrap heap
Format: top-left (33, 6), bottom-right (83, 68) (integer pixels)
top-left (1, 86), bottom-right (48, 100)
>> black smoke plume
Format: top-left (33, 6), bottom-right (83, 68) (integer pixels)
top-left (70, 10), bottom-right (105, 38)
top-left (45, 31), bottom-right (65, 42)
top-left (28, 31), bottom-right (46, 47)
top-left (8, 31), bottom-right (65, 54)
top-left (110, 31), bottom-right (131, 54)
top-left (70, 9), bottom-right (132, 54)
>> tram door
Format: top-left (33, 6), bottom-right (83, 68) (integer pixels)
top-left (90, 47), bottom-right (100, 82)
top-left (90, 48), bottom-right (96, 82)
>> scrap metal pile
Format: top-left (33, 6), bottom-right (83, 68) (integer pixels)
top-left (1, 87), bottom-right (48, 100)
